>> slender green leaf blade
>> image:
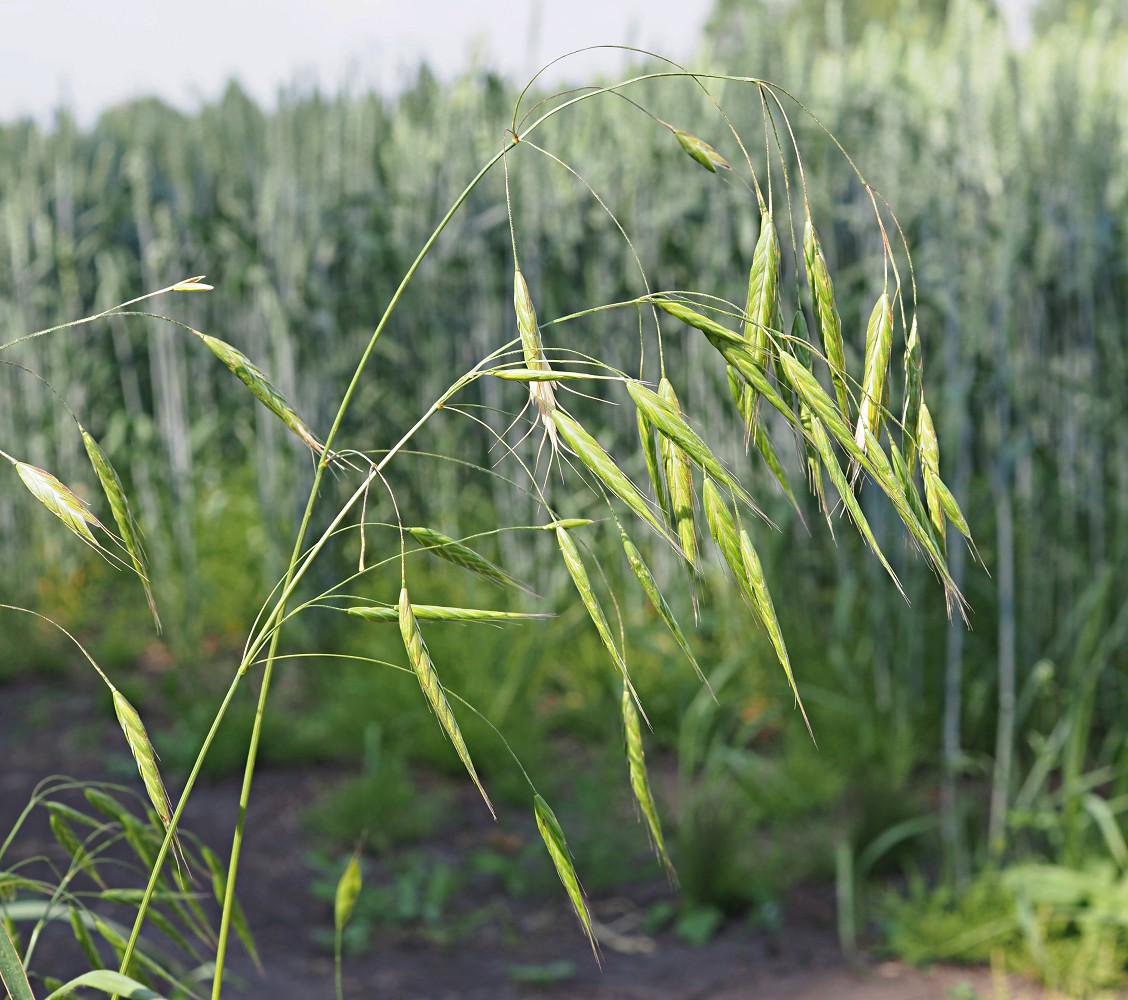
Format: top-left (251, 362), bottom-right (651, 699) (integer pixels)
top-left (0, 920), bottom-right (34, 1000)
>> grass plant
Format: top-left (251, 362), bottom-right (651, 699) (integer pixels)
top-left (9, 16), bottom-right (1096, 996)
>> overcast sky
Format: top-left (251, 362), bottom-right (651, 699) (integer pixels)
top-left (0, 0), bottom-right (1033, 125)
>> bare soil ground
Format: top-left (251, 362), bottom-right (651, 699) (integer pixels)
top-left (1, 677), bottom-right (1050, 1000)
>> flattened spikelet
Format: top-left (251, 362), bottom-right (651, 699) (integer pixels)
top-left (807, 413), bottom-right (903, 595)
top-left (739, 530), bottom-right (812, 740)
top-left (861, 428), bottom-right (960, 610)
top-left (637, 407), bottom-right (671, 525)
top-left (901, 317), bottom-right (923, 473)
top-left (492, 368), bottom-right (591, 382)
top-left (334, 853), bottom-right (363, 934)
top-left (111, 688), bottom-right (183, 865)
top-left (81, 427), bottom-right (160, 631)
top-left (777, 353), bottom-right (864, 466)
top-left (702, 477), bottom-right (743, 582)
top-left (407, 526), bottom-right (526, 591)
top-left (555, 526), bottom-right (642, 713)
top-left (619, 528), bottom-right (706, 686)
top-left (753, 422), bottom-right (800, 513)
top-left (891, 440), bottom-right (935, 547)
top-left (854, 293), bottom-right (894, 452)
top-left (201, 846), bottom-right (260, 968)
top-left (399, 588), bottom-right (495, 818)
top-left (744, 213), bottom-right (781, 379)
top-left (917, 402), bottom-right (944, 538)
top-left (14, 461), bottom-right (101, 544)
top-left (533, 793), bottom-right (597, 957)
top-left (196, 331), bottom-right (323, 454)
top-left (626, 380), bottom-right (760, 519)
top-left (657, 379), bottom-right (698, 573)
top-left (550, 408), bottom-right (676, 548)
top-left (653, 297), bottom-right (744, 347)
top-left (49, 810), bottom-right (104, 887)
top-left (803, 218), bottom-right (850, 418)
top-left (673, 129), bottom-right (732, 173)
top-left (621, 683), bottom-right (675, 880)
top-left (514, 269), bottom-right (559, 450)
top-left (349, 604), bottom-right (550, 623)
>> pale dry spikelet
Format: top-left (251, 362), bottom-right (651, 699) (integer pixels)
top-left (170, 275), bottom-right (214, 292)
top-left (803, 217), bottom-right (850, 419)
top-left (398, 588), bottom-right (495, 818)
top-left (854, 292), bottom-right (894, 453)
top-left (514, 268), bottom-right (559, 452)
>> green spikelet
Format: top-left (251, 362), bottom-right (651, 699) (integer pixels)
top-left (621, 683), bottom-right (676, 880)
top-left (533, 794), bottom-right (598, 958)
top-left (803, 217), bottom-right (850, 419)
top-left (399, 588), bottom-right (495, 818)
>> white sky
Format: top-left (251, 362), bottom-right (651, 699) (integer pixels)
top-left (0, 0), bottom-right (714, 124)
top-left (0, 0), bottom-right (1033, 125)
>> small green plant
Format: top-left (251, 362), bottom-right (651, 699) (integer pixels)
top-left (0, 46), bottom-right (970, 998)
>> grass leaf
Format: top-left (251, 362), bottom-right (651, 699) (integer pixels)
top-left (0, 919), bottom-right (34, 1000)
